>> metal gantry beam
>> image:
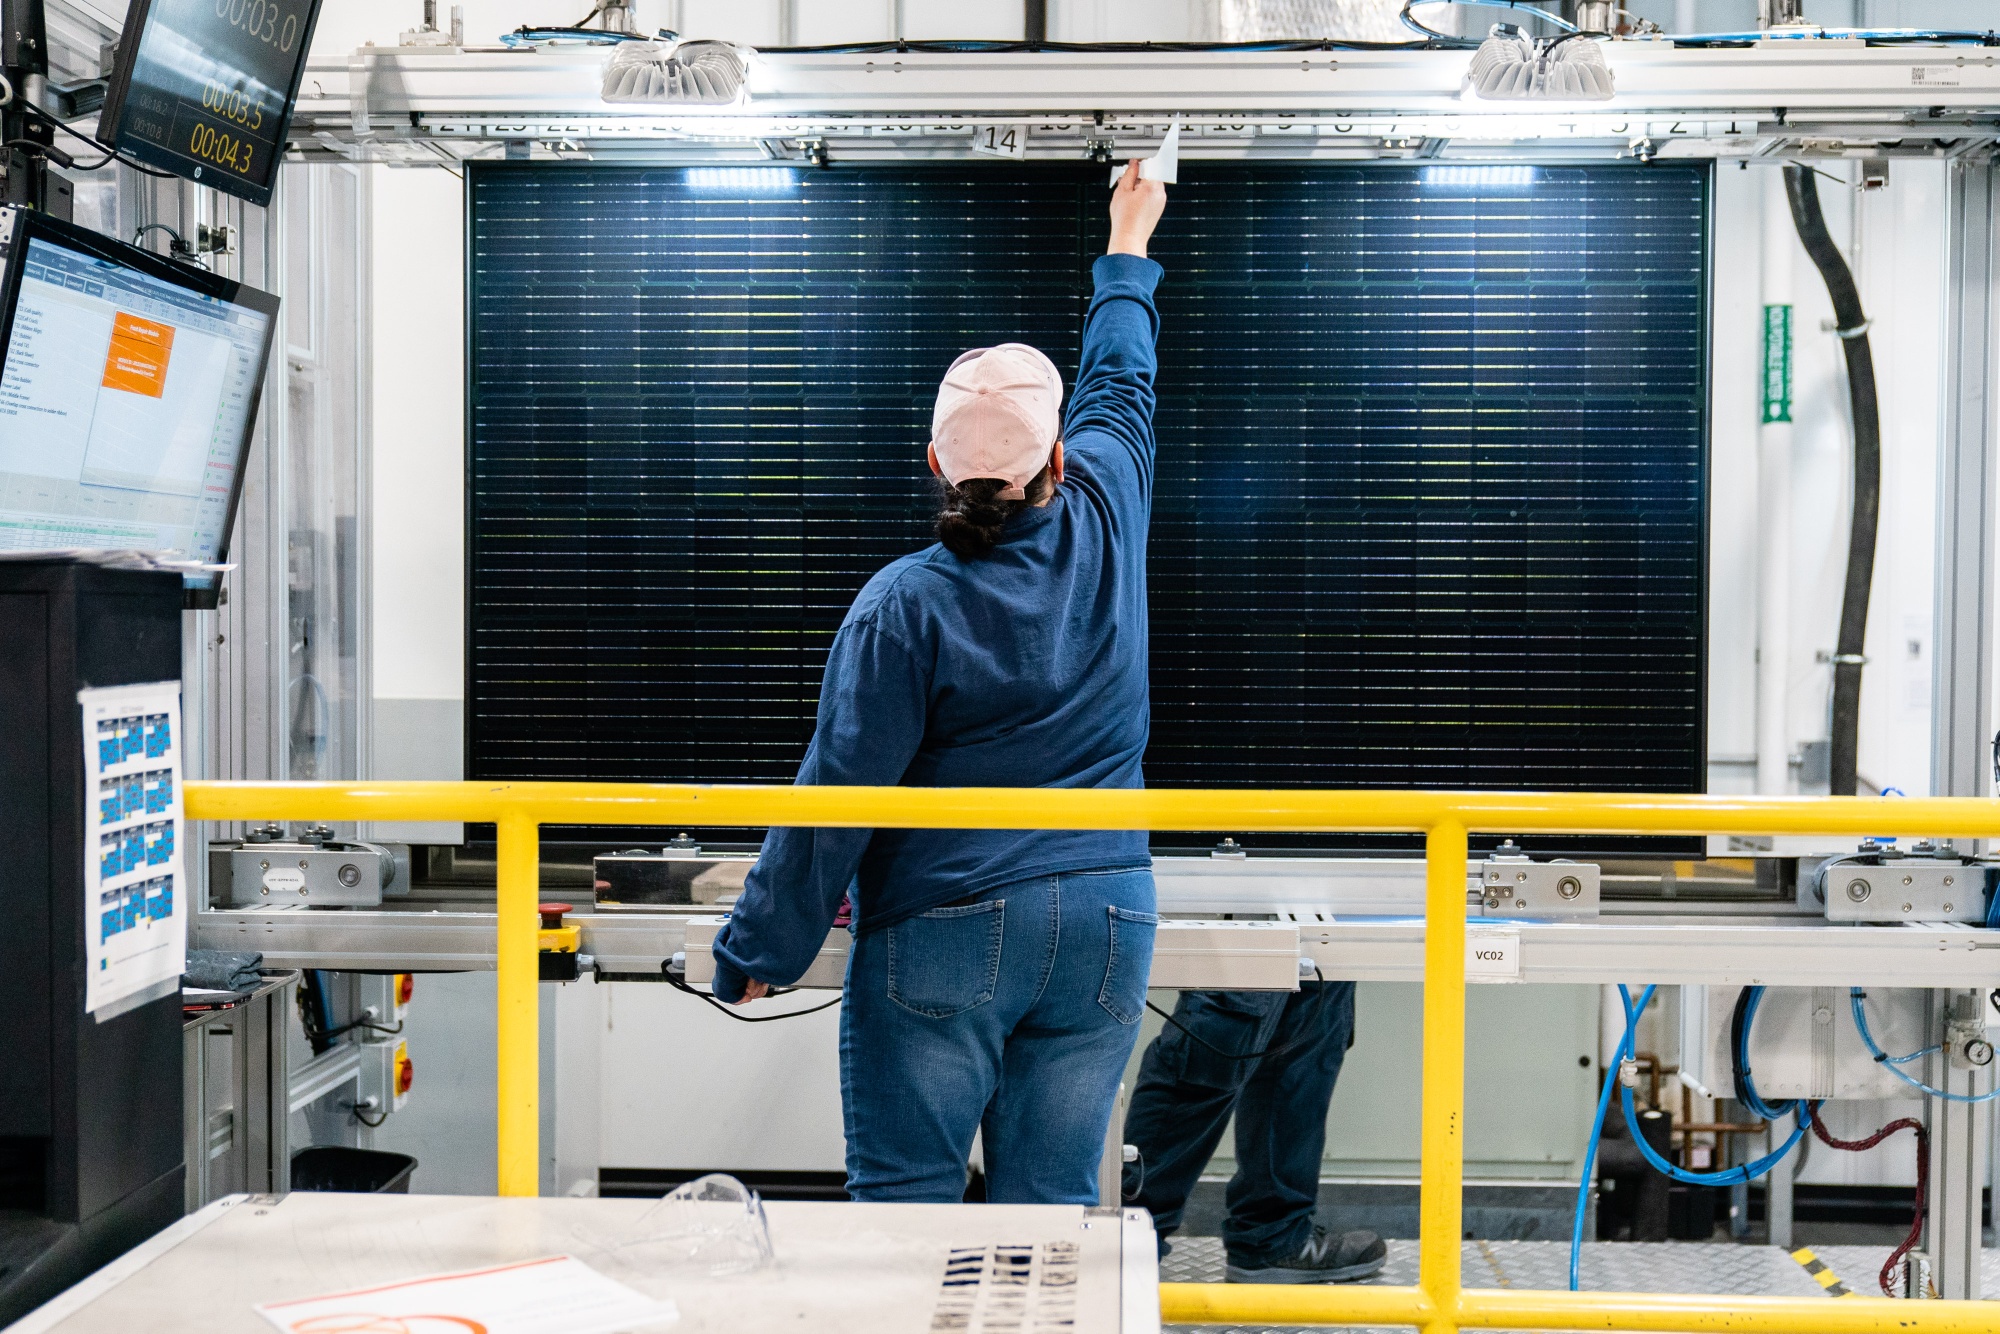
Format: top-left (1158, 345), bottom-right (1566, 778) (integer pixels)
top-left (194, 902), bottom-right (2000, 989)
top-left (289, 44), bottom-right (2000, 162)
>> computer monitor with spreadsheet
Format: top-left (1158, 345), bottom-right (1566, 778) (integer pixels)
top-left (0, 208), bottom-right (278, 608)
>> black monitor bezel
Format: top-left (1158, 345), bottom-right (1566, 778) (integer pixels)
top-left (0, 208), bottom-right (282, 610)
top-left (98, 0), bottom-right (326, 209)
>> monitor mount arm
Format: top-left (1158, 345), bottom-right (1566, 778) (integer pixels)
top-left (1, 0), bottom-right (54, 213)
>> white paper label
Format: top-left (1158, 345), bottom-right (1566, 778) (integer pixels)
top-left (80, 681), bottom-right (187, 1017)
top-left (971, 124), bottom-right (1026, 159)
top-left (256, 1255), bottom-right (679, 1334)
top-left (262, 866), bottom-right (306, 894)
top-left (1466, 927), bottom-right (1521, 982)
top-left (1912, 66), bottom-right (1961, 87)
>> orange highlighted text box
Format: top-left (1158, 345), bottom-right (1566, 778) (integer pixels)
top-left (102, 312), bottom-right (175, 398)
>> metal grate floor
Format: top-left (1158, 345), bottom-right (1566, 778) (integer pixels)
top-left (1161, 1239), bottom-right (2000, 1332)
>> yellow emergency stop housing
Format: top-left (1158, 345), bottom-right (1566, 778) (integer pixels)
top-left (538, 905), bottom-right (581, 981)
top-left (391, 1040), bottom-right (414, 1112)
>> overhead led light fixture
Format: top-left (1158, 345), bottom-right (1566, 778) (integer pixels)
top-left (682, 167), bottom-right (796, 194)
top-left (1464, 25), bottom-right (1615, 101)
top-left (1423, 164), bottom-right (1538, 189)
top-left (602, 39), bottom-right (752, 104)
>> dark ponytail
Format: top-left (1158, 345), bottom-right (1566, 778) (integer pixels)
top-left (935, 466), bottom-right (1054, 559)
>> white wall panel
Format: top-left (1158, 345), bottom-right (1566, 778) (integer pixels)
top-left (1856, 160), bottom-right (1945, 797)
top-left (1705, 161), bottom-right (1943, 796)
top-left (369, 164), bottom-right (466, 838)
top-left (1707, 165), bottom-right (1761, 791)
top-left (598, 983), bottom-right (847, 1171)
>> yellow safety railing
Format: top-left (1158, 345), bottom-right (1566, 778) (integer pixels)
top-left (185, 780), bottom-right (2000, 1333)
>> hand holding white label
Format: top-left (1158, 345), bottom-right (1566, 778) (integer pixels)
top-left (1110, 114), bottom-right (1181, 186)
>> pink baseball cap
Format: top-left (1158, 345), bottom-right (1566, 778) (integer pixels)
top-left (930, 343), bottom-right (1063, 500)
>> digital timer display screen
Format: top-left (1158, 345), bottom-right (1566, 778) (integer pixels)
top-left (100, 0), bottom-right (326, 207)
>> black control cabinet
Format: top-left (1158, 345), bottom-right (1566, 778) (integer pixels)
top-left (0, 559), bottom-right (186, 1324)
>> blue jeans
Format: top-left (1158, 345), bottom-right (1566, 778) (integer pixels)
top-left (840, 867), bottom-right (1157, 1203)
top-left (1121, 982), bottom-right (1358, 1265)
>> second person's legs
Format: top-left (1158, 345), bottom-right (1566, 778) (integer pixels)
top-left (1222, 980), bottom-right (1358, 1268)
top-left (1122, 989), bottom-right (1292, 1242)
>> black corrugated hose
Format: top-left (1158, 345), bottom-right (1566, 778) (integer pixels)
top-left (1784, 164), bottom-right (1880, 798)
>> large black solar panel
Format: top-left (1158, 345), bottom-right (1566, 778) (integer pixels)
top-left (467, 162), bottom-right (1707, 833)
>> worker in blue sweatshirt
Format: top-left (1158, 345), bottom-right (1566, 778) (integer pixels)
top-left (708, 163), bottom-right (1169, 1204)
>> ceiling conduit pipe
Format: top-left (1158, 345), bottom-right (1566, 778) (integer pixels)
top-left (1757, 172), bottom-right (1794, 796)
top-left (1784, 163), bottom-right (1881, 797)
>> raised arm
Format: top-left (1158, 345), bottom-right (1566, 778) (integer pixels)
top-left (709, 617), bottom-right (929, 1002)
top-left (1063, 163), bottom-right (1167, 486)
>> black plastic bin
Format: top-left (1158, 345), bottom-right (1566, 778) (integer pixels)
top-left (290, 1147), bottom-right (417, 1194)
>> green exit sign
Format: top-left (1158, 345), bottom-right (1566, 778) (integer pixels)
top-left (1762, 304), bottom-right (1792, 425)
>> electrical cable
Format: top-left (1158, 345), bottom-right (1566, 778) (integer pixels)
top-left (1568, 1032), bottom-right (1621, 1291)
top-left (757, 37), bottom-right (1471, 54)
top-left (1401, 0), bottom-right (1576, 41)
top-left (501, 25), bottom-right (655, 46)
top-left (1665, 29), bottom-right (1998, 48)
top-left (18, 102), bottom-right (176, 177)
top-left (1, 138), bottom-right (76, 170)
top-left (1575, 978), bottom-right (1992, 1291)
top-left (1731, 986), bottom-right (1804, 1122)
top-left (1569, 984), bottom-right (1808, 1292)
top-left (297, 968), bottom-right (338, 1055)
top-left (1881, 1043), bottom-right (1942, 1066)
top-left (661, 961), bottom-right (842, 1022)
top-left (1617, 986), bottom-right (1811, 1186)
top-left (1806, 1103), bottom-right (1927, 1297)
top-left (1849, 989), bottom-right (2000, 1104)
top-left (1144, 966), bottom-right (1339, 1064)
top-left (132, 222), bottom-right (207, 269)
top-left (347, 1101), bottom-right (388, 1128)
top-left (133, 222), bottom-right (188, 250)
top-left (1785, 163), bottom-right (1879, 797)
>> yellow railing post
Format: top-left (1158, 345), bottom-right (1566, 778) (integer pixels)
top-left (1421, 819), bottom-right (1468, 1334)
top-left (495, 809), bottom-right (540, 1197)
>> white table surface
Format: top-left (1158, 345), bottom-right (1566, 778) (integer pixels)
top-left (10, 1193), bottom-right (1161, 1334)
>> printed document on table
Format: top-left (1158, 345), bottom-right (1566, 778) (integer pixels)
top-left (80, 679), bottom-right (186, 1017)
top-left (255, 1255), bottom-right (680, 1334)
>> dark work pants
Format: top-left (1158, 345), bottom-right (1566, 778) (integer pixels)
top-left (1121, 982), bottom-right (1357, 1265)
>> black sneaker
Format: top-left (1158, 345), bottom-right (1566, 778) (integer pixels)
top-left (1225, 1226), bottom-right (1387, 1284)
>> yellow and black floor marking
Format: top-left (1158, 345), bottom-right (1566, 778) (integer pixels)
top-left (1790, 1246), bottom-right (1857, 1298)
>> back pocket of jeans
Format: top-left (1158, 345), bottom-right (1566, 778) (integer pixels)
top-left (886, 899), bottom-right (1004, 1018)
top-left (1097, 905), bottom-right (1158, 1025)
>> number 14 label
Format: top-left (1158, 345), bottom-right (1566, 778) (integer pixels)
top-left (972, 125), bottom-right (1025, 159)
